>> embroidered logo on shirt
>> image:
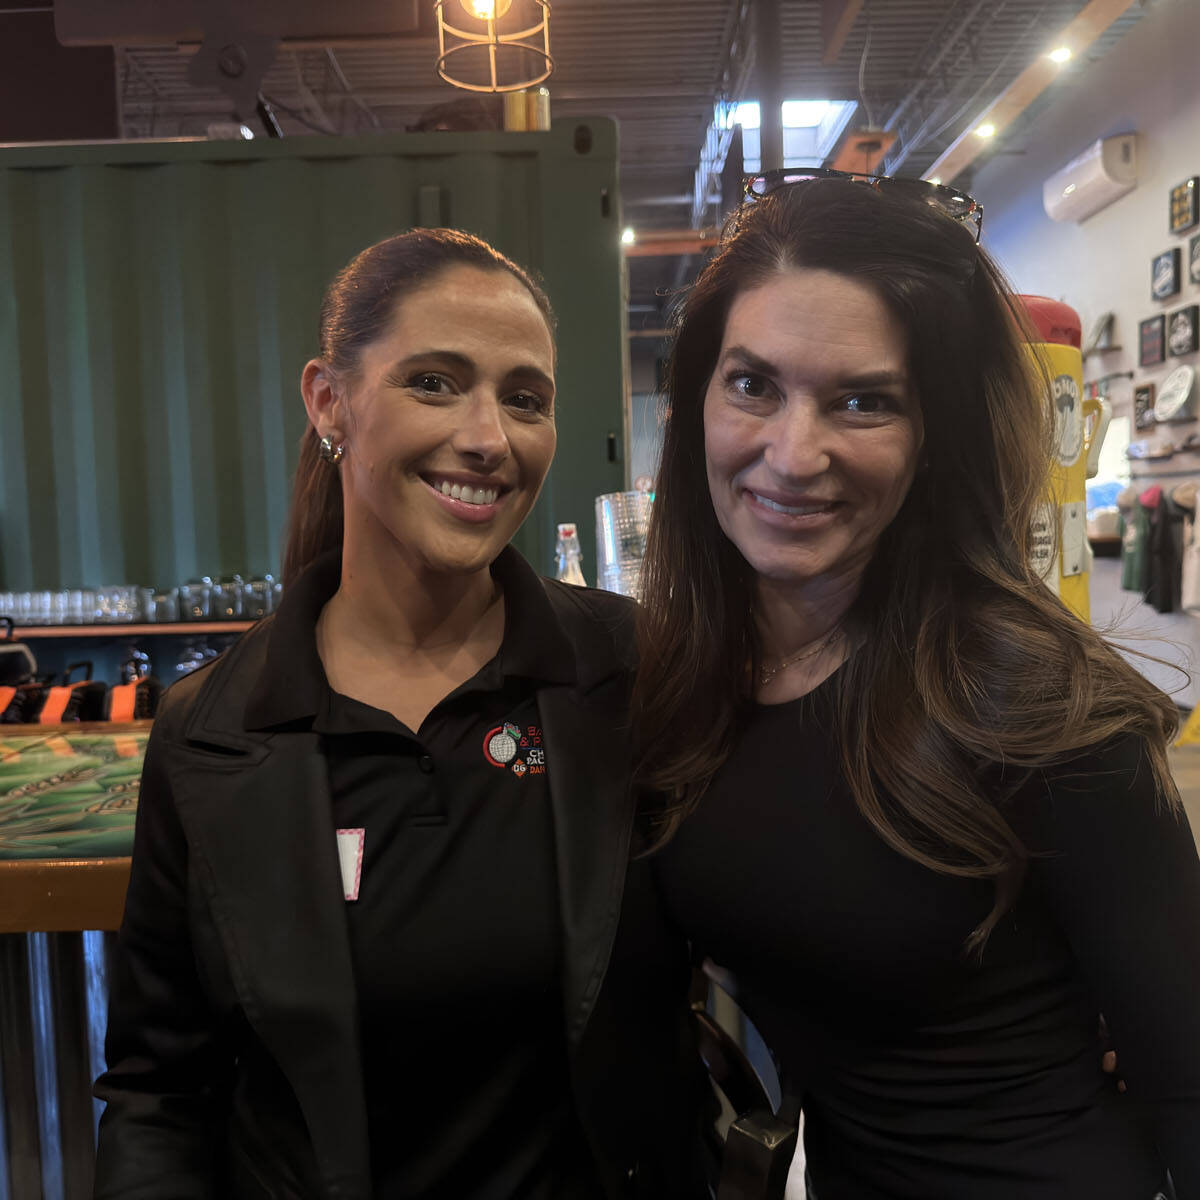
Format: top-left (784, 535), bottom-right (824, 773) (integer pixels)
top-left (482, 721), bottom-right (546, 777)
top-left (483, 721), bottom-right (522, 766)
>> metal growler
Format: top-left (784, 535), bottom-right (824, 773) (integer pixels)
top-left (1018, 296), bottom-right (1111, 622)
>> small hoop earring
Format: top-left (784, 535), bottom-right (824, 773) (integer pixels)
top-left (318, 434), bottom-right (345, 465)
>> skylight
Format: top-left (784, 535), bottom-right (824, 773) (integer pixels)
top-left (722, 99), bottom-right (859, 173)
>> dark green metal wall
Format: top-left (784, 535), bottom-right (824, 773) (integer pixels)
top-left (0, 120), bottom-right (626, 588)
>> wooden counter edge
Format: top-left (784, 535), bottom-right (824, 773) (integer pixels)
top-left (0, 857), bottom-right (131, 933)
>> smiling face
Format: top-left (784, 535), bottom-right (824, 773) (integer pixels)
top-left (307, 263), bottom-right (556, 580)
top-left (703, 268), bottom-right (923, 599)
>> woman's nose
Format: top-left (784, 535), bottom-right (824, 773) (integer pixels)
top-left (763, 402), bottom-right (832, 480)
top-left (453, 394), bottom-right (510, 464)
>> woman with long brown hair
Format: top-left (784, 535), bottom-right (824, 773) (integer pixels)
top-left (95, 228), bottom-right (703, 1200)
top-left (635, 175), bottom-right (1200, 1198)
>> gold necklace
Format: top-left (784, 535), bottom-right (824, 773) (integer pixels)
top-left (758, 627), bottom-right (841, 685)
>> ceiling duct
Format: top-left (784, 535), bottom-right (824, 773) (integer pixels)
top-left (54, 1), bottom-right (433, 48)
top-left (56, 0), bottom-right (434, 126)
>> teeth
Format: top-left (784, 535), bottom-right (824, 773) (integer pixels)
top-left (434, 480), bottom-right (498, 506)
top-left (754, 492), bottom-right (833, 516)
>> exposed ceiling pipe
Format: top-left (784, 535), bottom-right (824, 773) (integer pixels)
top-left (883, 0), bottom-right (1000, 137)
top-left (886, 13), bottom-right (1034, 175)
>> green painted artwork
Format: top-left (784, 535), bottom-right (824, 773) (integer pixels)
top-left (0, 730), bottom-right (145, 860)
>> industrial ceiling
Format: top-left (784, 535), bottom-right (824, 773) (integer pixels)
top-left (104, 0), bottom-right (1152, 316)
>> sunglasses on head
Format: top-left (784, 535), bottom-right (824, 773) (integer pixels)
top-left (742, 167), bottom-right (984, 243)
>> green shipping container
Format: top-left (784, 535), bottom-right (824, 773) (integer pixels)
top-left (0, 119), bottom-right (627, 589)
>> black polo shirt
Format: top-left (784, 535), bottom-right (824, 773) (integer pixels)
top-left (249, 548), bottom-right (602, 1200)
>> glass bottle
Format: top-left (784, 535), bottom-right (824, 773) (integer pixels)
top-left (554, 523), bottom-right (587, 587)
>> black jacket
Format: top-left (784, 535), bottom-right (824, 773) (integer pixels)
top-left (94, 575), bottom-right (704, 1200)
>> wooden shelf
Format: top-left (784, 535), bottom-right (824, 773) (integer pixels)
top-left (0, 858), bottom-right (131, 933)
top-left (12, 621), bottom-right (255, 639)
top-left (0, 719), bottom-right (154, 736)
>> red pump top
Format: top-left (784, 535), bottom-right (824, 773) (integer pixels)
top-left (1017, 294), bottom-right (1082, 348)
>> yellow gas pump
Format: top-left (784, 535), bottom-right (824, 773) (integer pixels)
top-left (1018, 296), bottom-right (1111, 622)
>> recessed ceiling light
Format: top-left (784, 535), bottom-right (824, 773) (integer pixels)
top-left (1048, 46), bottom-right (1072, 64)
top-left (975, 122), bottom-right (997, 139)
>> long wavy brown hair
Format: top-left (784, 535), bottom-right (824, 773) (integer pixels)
top-left (281, 228), bottom-right (553, 586)
top-left (632, 180), bottom-right (1180, 948)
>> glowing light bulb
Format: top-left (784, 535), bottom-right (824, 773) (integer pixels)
top-left (462, 0), bottom-right (512, 18)
top-left (1048, 46), bottom-right (1072, 64)
top-left (621, 228), bottom-right (636, 246)
top-left (975, 122), bottom-right (996, 139)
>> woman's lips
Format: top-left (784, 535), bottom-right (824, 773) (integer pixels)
top-left (744, 488), bottom-right (841, 528)
top-left (423, 477), bottom-right (507, 523)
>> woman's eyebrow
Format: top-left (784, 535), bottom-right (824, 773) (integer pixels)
top-left (506, 364), bottom-right (556, 394)
top-left (836, 369), bottom-right (909, 389)
top-left (718, 345), bottom-right (779, 376)
top-left (389, 349), bottom-right (475, 376)
top-left (390, 350), bottom-right (554, 394)
top-left (718, 347), bottom-right (908, 391)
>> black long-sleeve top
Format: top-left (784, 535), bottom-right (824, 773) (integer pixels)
top-left (657, 675), bottom-right (1200, 1199)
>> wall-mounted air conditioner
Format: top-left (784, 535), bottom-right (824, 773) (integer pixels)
top-left (1043, 135), bottom-right (1138, 223)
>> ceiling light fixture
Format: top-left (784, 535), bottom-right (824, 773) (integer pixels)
top-left (621, 228), bottom-right (636, 245)
top-left (1048, 46), bottom-right (1072, 64)
top-left (435, 0), bottom-right (553, 94)
top-left (464, 0), bottom-right (513, 17)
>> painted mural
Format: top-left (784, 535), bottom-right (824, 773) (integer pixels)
top-left (0, 728), bottom-right (145, 860)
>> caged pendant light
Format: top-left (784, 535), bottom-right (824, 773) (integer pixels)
top-left (434, 0), bottom-right (553, 94)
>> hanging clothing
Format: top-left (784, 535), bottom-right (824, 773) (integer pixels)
top-left (1174, 484), bottom-right (1200, 614)
top-left (1120, 495), bottom-right (1152, 594)
top-left (1145, 490), bottom-right (1186, 614)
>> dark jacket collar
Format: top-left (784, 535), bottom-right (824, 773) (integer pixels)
top-left (243, 547), bottom-right (577, 732)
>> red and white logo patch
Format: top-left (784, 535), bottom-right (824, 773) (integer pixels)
top-left (482, 720), bottom-right (546, 778)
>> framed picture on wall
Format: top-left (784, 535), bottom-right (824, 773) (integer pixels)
top-left (1140, 314), bottom-right (1166, 366)
top-left (1168, 305), bottom-right (1200, 356)
top-left (1134, 382), bottom-right (1157, 429)
top-left (1152, 248), bottom-right (1181, 299)
top-left (1170, 177), bottom-right (1200, 234)
top-left (1190, 233), bottom-right (1200, 286)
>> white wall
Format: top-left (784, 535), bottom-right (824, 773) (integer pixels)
top-left (974, 0), bottom-right (1200, 707)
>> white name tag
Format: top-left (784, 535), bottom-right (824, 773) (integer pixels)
top-left (336, 828), bottom-right (365, 901)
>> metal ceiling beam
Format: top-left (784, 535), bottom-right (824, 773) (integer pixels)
top-left (624, 228), bottom-right (721, 258)
top-left (689, 0), bottom-right (755, 229)
top-left (820, 0), bottom-right (865, 66)
top-left (924, 0), bottom-right (1143, 185)
top-left (756, 0), bottom-right (784, 172)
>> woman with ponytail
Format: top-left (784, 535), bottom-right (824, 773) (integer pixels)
top-left (96, 228), bottom-right (703, 1200)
